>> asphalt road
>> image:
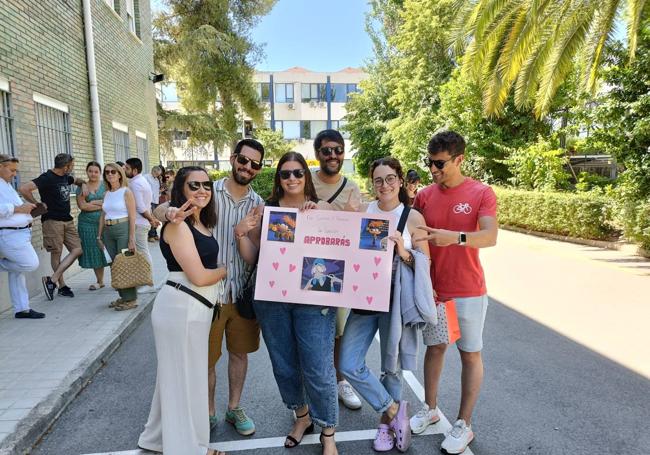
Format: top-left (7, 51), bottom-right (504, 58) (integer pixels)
top-left (33, 230), bottom-right (650, 455)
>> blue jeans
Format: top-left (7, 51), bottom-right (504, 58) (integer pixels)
top-left (253, 301), bottom-right (338, 428)
top-left (339, 311), bottom-right (403, 414)
top-left (0, 228), bottom-right (39, 313)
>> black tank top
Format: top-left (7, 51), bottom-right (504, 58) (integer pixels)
top-left (160, 222), bottom-right (219, 272)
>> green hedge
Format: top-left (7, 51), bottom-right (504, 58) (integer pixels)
top-left (208, 168), bottom-right (275, 200)
top-left (495, 187), bottom-right (616, 240)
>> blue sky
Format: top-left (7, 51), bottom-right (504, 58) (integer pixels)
top-left (152, 0), bottom-right (374, 72)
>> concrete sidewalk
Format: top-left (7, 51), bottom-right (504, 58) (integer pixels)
top-left (0, 246), bottom-right (167, 455)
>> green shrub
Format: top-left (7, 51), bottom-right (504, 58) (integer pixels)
top-left (208, 167), bottom-right (276, 200)
top-left (500, 138), bottom-right (571, 190)
top-left (494, 187), bottom-right (616, 240)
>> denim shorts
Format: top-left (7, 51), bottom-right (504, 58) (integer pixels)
top-left (423, 295), bottom-right (488, 352)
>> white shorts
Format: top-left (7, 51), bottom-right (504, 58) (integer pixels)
top-left (423, 295), bottom-right (488, 352)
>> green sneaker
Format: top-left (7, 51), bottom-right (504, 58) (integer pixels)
top-left (225, 407), bottom-right (256, 436)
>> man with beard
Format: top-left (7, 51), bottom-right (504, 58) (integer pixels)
top-left (124, 157), bottom-right (159, 268)
top-left (310, 129), bottom-right (364, 411)
top-left (154, 139), bottom-right (264, 436)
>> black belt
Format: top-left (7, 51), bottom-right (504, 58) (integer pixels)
top-left (166, 280), bottom-right (221, 320)
top-left (0, 223), bottom-right (32, 230)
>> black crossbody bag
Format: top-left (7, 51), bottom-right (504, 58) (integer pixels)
top-left (166, 280), bottom-right (222, 321)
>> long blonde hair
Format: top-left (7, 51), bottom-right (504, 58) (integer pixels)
top-left (103, 162), bottom-right (128, 190)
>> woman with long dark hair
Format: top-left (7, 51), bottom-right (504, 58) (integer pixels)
top-left (138, 166), bottom-right (226, 455)
top-left (339, 157), bottom-right (432, 453)
top-left (234, 152), bottom-right (339, 455)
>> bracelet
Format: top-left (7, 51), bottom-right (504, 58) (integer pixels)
top-left (401, 252), bottom-right (414, 265)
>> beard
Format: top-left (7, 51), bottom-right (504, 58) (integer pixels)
top-left (320, 158), bottom-right (342, 176)
top-left (232, 168), bottom-right (254, 185)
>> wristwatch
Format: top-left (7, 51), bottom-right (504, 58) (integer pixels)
top-left (457, 232), bottom-right (467, 245)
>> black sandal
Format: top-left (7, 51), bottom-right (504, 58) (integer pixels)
top-left (284, 410), bottom-right (314, 448)
top-left (320, 431), bottom-right (336, 451)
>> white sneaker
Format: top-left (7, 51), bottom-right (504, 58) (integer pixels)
top-left (441, 419), bottom-right (474, 454)
top-left (137, 285), bottom-right (156, 294)
top-left (410, 404), bottom-right (441, 434)
top-left (337, 380), bottom-right (362, 410)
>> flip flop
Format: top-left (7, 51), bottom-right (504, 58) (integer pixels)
top-left (89, 283), bottom-right (105, 291)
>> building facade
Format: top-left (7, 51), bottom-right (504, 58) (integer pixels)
top-left (0, 0), bottom-right (159, 313)
top-left (160, 67), bottom-right (366, 167)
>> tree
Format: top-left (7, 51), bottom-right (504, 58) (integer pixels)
top-left (454, 0), bottom-right (648, 118)
top-left (253, 128), bottom-right (296, 162)
top-left (154, 0), bottom-right (276, 163)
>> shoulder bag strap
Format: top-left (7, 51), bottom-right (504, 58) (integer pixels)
top-left (396, 205), bottom-right (411, 234)
top-left (327, 177), bottom-right (348, 204)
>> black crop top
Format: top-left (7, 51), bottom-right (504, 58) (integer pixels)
top-left (160, 222), bottom-right (219, 272)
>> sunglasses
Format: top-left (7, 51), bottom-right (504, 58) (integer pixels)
top-left (279, 169), bottom-right (306, 180)
top-left (235, 154), bottom-right (263, 171)
top-left (186, 181), bottom-right (212, 191)
top-left (104, 169), bottom-right (119, 175)
top-left (373, 174), bottom-right (399, 187)
top-left (423, 157), bottom-right (454, 170)
top-left (319, 146), bottom-right (344, 157)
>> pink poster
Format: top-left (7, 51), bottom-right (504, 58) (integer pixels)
top-left (254, 207), bottom-right (397, 312)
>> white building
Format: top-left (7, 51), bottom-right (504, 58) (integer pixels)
top-left (159, 67), bottom-right (367, 166)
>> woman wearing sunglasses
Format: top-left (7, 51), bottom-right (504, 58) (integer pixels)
top-left (235, 152), bottom-right (339, 455)
top-left (338, 157), bottom-right (432, 452)
top-left (97, 163), bottom-right (138, 311)
top-left (139, 166), bottom-right (227, 455)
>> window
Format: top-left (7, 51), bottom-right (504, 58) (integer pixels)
top-left (330, 83), bottom-right (359, 103)
top-left (126, 0), bottom-right (140, 38)
top-left (34, 97), bottom-right (72, 173)
top-left (136, 132), bottom-right (148, 167)
top-left (257, 83), bottom-right (270, 102)
top-left (0, 89), bottom-right (16, 159)
top-left (275, 83), bottom-right (294, 103)
top-left (274, 120), bottom-right (300, 139)
top-left (173, 130), bottom-right (191, 141)
top-left (161, 83), bottom-right (178, 103)
top-left (112, 122), bottom-right (130, 163)
top-left (301, 83), bottom-right (327, 103)
top-left (105, 0), bottom-right (120, 14)
top-left (300, 120), bottom-right (327, 139)
top-left (244, 120), bottom-right (254, 138)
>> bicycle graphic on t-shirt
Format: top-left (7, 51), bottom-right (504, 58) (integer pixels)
top-left (453, 202), bottom-right (472, 214)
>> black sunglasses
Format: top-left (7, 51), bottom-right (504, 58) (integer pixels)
top-left (319, 146), bottom-right (345, 157)
top-left (235, 154), bottom-right (263, 170)
top-left (279, 169), bottom-right (306, 180)
top-left (186, 181), bottom-right (212, 191)
top-left (423, 157), bottom-right (454, 170)
top-left (104, 169), bottom-right (119, 175)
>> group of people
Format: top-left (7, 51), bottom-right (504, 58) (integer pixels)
top-left (0, 152), bottom-right (172, 319)
top-left (137, 129), bottom-right (497, 455)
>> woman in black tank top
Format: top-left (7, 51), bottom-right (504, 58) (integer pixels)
top-left (138, 167), bottom-right (226, 455)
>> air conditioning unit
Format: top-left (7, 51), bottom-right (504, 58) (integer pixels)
top-left (288, 103), bottom-right (295, 110)
top-left (309, 101), bottom-right (317, 108)
top-left (298, 138), bottom-right (306, 143)
top-left (318, 101), bottom-right (325, 108)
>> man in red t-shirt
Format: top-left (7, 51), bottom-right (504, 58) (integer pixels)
top-left (410, 131), bottom-right (498, 454)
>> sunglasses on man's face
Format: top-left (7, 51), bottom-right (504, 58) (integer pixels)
top-left (279, 169), bottom-right (306, 180)
top-left (235, 154), bottom-right (263, 171)
top-left (104, 169), bottom-right (119, 175)
top-left (423, 157), bottom-right (454, 170)
top-left (186, 181), bottom-right (212, 191)
top-left (319, 146), bottom-right (344, 157)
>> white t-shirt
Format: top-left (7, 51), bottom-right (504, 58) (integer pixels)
top-left (144, 174), bottom-right (160, 204)
top-left (366, 201), bottom-right (412, 249)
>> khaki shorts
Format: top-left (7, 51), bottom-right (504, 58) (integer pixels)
top-left (208, 303), bottom-right (260, 367)
top-left (42, 220), bottom-right (81, 256)
top-left (336, 307), bottom-right (350, 338)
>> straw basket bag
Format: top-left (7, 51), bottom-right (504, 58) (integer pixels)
top-left (111, 249), bottom-right (153, 289)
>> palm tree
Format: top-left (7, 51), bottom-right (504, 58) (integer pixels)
top-left (453, 0), bottom-right (647, 118)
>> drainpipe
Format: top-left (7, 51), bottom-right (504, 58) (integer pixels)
top-left (82, 0), bottom-right (104, 165)
top-left (326, 76), bottom-right (332, 129)
top-left (269, 74), bottom-right (275, 130)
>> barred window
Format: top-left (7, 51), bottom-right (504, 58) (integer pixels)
top-left (0, 90), bottom-right (16, 158)
top-left (136, 134), bottom-right (149, 168)
top-left (35, 101), bottom-right (72, 173)
top-left (113, 128), bottom-right (130, 163)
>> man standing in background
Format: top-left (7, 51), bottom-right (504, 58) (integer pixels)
top-left (144, 166), bottom-right (162, 242)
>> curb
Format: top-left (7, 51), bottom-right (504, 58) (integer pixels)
top-left (0, 291), bottom-right (158, 455)
top-left (501, 225), bottom-right (650, 258)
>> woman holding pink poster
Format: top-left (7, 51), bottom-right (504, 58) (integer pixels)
top-left (235, 152), bottom-right (339, 455)
top-left (339, 157), bottom-right (432, 453)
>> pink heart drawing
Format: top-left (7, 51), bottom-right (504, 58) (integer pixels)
top-left (366, 296), bottom-right (373, 305)
top-left (269, 280), bottom-right (275, 288)
top-left (374, 256), bottom-right (381, 266)
top-left (272, 262), bottom-right (279, 271)
top-left (280, 247), bottom-right (287, 255)
top-left (282, 290), bottom-right (287, 297)
top-left (289, 264), bottom-right (296, 272)
top-left (372, 272), bottom-right (379, 280)
top-left (352, 285), bottom-right (359, 292)
top-left (353, 264), bottom-right (360, 272)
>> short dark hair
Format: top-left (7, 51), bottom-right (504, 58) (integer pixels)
top-left (427, 131), bottom-right (466, 157)
top-left (116, 161), bottom-right (125, 167)
top-left (54, 153), bottom-right (74, 169)
top-left (406, 169), bottom-right (421, 183)
top-left (234, 139), bottom-right (265, 161)
top-left (170, 166), bottom-right (217, 229)
top-left (313, 129), bottom-right (344, 151)
top-left (125, 157), bottom-right (143, 174)
top-left (268, 152), bottom-right (318, 204)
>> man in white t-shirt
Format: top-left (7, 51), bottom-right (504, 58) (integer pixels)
top-left (143, 166), bottom-right (162, 241)
top-left (125, 158), bottom-right (159, 267)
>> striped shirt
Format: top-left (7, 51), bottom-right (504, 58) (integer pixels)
top-left (212, 178), bottom-right (263, 304)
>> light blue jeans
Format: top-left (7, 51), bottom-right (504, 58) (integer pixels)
top-left (0, 228), bottom-right (39, 313)
top-left (253, 300), bottom-right (338, 428)
top-left (339, 310), bottom-right (403, 414)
